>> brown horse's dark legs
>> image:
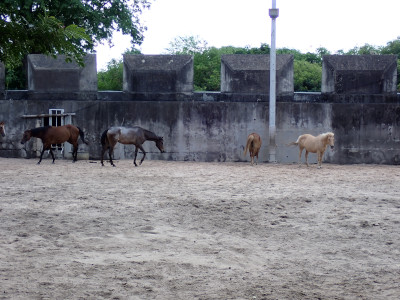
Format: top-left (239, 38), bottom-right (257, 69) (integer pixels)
top-left (101, 145), bottom-right (115, 167)
top-left (72, 144), bottom-right (78, 162)
top-left (135, 146), bottom-right (146, 166)
top-left (100, 145), bottom-right (108, 166)
top-left (108, 147), bottom-right (115, 167)
top-left (101, 148), bottom-right (105, 166)
top-left (49, 149), bottom-right (56, 163)
top-left (37, 149), bottom-right (45, 164)
top-left (133, 147), bottom-right (139, 166)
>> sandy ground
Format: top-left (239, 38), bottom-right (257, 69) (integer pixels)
top-left (0, 157), bottom-right (399, 300)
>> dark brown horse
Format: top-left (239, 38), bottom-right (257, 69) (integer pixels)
top-left (101, 126), bottom-right (165, 167)
top-left (0, 121), bottom-right (5, 137)
top-left (21, 125), bottom-right (89, 164)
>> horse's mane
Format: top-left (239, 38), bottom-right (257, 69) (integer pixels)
top-left (30, 126), bottom-right (50, 135)
top-left (143, 128), bottom-right (161, 141)
top-left (320, 132), bottom-right (334, 137)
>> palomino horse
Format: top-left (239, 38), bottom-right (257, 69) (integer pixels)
top-left (0, 121), bottom-right (5, 137)
top-left (288, 132), bottom-right (335, 168)
top-left (243, 132), bottom-right (262, 165)
top-left (21, 125), bottom-right (89, 164)
top-left (101, 126), bottom-right (165, 167)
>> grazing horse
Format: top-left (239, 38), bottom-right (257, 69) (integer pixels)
top-left (288, 132), bottom-right (335, 168)
top-left (0, 122), bottom-right (5, 137)
top-left (243, 132), bottom-right (262, 165)
top-left (101, 126), bottom-right (165, 167)
top-left (20, 125), bottom-right (89, 164)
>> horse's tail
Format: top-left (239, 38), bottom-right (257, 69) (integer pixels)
top-left (100, 129), bottom-right (109, 148)
top-left (243, 134), bottom-right (255, 156)
top-left (287, 136), bottom-right (301, 146)
top-left (77, 127), bottom-right (89, 145)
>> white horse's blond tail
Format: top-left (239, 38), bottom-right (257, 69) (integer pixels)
top-left (287, 135), bottom-right (301, 147)
top-left (243, 134), bottom-right (255, 156)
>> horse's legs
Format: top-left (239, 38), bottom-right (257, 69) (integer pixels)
top-left (72, 143), bottom-right (78, 162)
top-left (317, 151), bottom-right (323, 168)
top-left (305, 150), bottom-right (309, 167)
top-left (108, 146), bottom-right (116, 167)
top-left (133, 147), bottom-right (138, 166)
top-left (136, 145), bottom-right (146, 166)
top-left (298, 148), bottom-right (303, 165)
top-left (49, 148), bottom-right (56, 164)
top-left (101, 145), bottom-right (107, 166)
top-left (37, 148), bottom-right (46, 164)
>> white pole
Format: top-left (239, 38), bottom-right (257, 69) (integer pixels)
top-left (269, 0), bottom-right (279, 162)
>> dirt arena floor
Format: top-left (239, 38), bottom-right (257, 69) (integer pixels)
top-left (1, 157), bottom-right (399, 299)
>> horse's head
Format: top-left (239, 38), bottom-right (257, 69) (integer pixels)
top-left (0, 122), bottom-right (5, 137)
top-left (156, 137), bottom-right (165, 153)
top-left (20, 130), bottom-right (32, 144)
top-left (327, 132), bottom-right (335, 150)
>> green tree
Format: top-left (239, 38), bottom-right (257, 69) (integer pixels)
top-left (345, 44), bottom-right (379, 55)
top-left (294, 60), bottom-right (322, 92)
top-left (1, 0), bottom-right (151, 88)
top-left (165, 36), bottom-right (208, 55)
top-left (98, 47), bottom-right (140, 91)
top-left (193, 47), bottom-right (221, 91)
top-left (1, 7), bottom-right (90, 68)
top-left (98, 59), bottom-right (123, 91)
top-left (380, 38), bottom-right (400, 91)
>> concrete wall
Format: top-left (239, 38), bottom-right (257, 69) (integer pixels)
top-left (27, 54), bottom-right (98, 100)
top-left (322, 55), bottom-right (398, 94)
top-left (123, 54), bottom-right (193, 94)
top-left (221, 54), bottom-right (293, 98)
top-left (0, 54), bottom-right (399, 165)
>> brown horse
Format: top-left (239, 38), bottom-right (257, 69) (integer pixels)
top-left (243, 132), bottom-right (262, 165)
top-left (21, 125), bottom-right (89, 164)
top-left (288, 132), bottom-right (335, 168)
top-left (101, 126), bottom-right (165, 167)
top-left (0, 121), bottom-right (5, 137)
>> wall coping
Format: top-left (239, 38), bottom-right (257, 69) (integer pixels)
top-left (2, 90), bottom-right (400, 104)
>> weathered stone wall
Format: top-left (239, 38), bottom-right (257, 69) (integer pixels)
top-left (27, 54), bottom-right (97, 100)
top-left (123, 54), bottom-right (193, 95)
top-left (221, 54), bottom-right (293, 99)
top-left (322, 55), bottom-right (398, 95)
top-left (0, 54), bottom-right (399, 165)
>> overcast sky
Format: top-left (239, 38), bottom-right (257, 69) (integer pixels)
top-left (95, 0), bottom-right (400, 70)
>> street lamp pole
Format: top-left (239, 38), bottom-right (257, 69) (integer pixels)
top-left (269, 0), bottom-right (279, 162)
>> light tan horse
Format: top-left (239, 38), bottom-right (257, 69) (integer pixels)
top-left (288, 132), bottom-right (335, 168)
top-left (243, 133), bottom-right (262, 165)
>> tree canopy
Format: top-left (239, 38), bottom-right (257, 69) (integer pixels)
top-left (0, 0), bottom-right (151, 67)
top-left (97, 36), bottom-right (400, 92)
